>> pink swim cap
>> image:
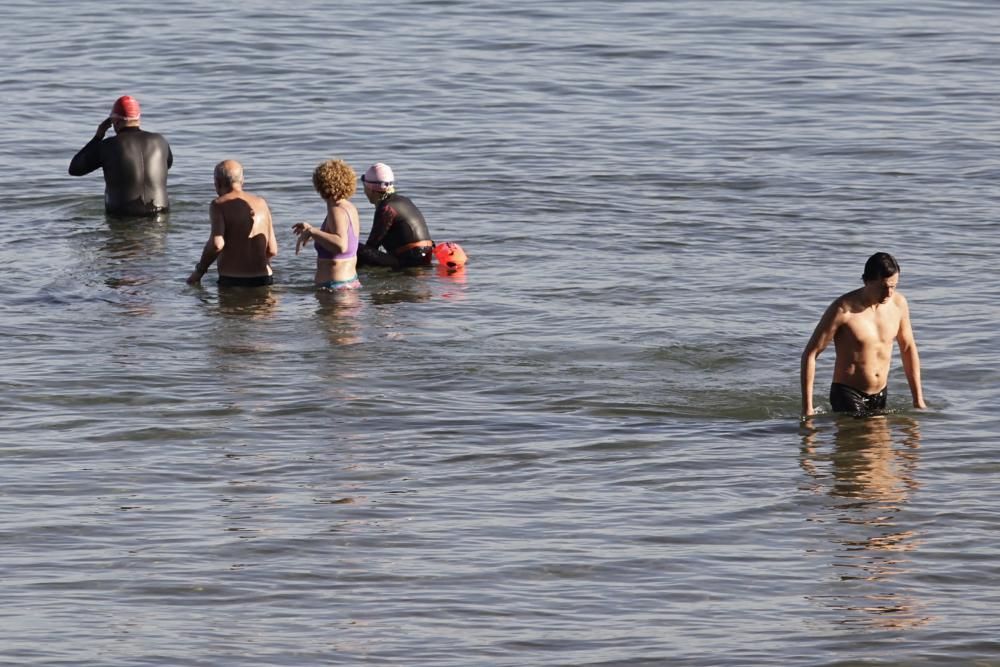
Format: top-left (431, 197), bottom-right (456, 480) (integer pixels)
top-left (361, 163), bottom-right (395, 190)
top-left (110, 95), bottom-right (141, 121)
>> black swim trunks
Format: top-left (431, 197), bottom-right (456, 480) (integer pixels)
top-left (217, 275), bottom-right (273, 288)
top-left (829, 382), bottom-right (887, 416)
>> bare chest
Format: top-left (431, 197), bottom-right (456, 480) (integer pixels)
top-left (839, 307), bottom-right (900, 346)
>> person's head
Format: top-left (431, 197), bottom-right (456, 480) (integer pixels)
top-left (861, 252), bottom-right (901, 304)
top-left (110, 95), bottom-right (141, 131)
top-left (312, 159), bottom-right (357, 201)
top-left (361, 163), bottom-right (395, 203)
top-left (214, 159), bottom-right (245, 194)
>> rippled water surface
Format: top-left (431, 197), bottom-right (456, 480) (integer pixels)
top-left (2, 1), bottom-right (999, 665)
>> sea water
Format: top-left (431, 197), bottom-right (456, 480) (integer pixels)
top-left (1, 1), bottom-right (999, 665)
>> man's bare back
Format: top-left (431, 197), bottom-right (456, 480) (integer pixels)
top-left (213, 190), bottom-right (276, 278)
top-left (187, 160), bottom-right (278, 285)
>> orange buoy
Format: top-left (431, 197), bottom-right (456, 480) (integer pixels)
top-left (433, 242), bottom-right (468, 269)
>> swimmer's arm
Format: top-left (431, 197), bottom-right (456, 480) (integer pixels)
top-left (68, 142), bottom-right (100, 175)
top-left (68, 120), bottom-right (112, 176)
top-left (896, 296), bottom-right (926, 409)
top-left (800, 300), bottom-right (844, 416)
top-left (364, 207), bottom-right (394, 249)
top-left (312, 205), bottom-right (351, 253)
top-left (187, 203), bottom-right (226, 284)
top-left (264, 204), bottom-right (278, 258)
top-left (310, 229), bottom-right (346, 254)
top-left (267, 224), bottom-right (278, 258)
top-left (69, 124), bottom-right (107, 176)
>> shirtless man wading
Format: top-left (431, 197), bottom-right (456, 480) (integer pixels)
top-left (800, 252), bottom-right (927, 417)
top-left (187, 160), bottom-right (277, 287)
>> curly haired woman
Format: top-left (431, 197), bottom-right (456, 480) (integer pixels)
top-left (292, 159), bottom-right (361, 290)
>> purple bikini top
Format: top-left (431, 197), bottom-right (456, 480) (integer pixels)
top-left (316, 204), bottom-right (359, 260)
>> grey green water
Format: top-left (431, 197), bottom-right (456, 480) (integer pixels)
top-left (1, 1), bottom-right (999, 664)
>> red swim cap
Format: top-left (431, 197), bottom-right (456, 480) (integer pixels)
top-left (110, 95), bottom-right (141, 121)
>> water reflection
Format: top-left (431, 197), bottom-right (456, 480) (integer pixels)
top-left (101, 213), bottom-right (170, 260)
top-left (368, 284), bottom-right (433, 306)
top-left (314, 288), bottom-right (363, 347)
top-left (799, 414), bottom-right (932, 630)
top-left (89, 215), bottom-right (170, 317)
top-left (353, 265), bottom-right (433, 306)
top-left (216, 285), bottom-right (279, 321)
top-left (436, 264), bottom-right (469, 302)
top-left (183, 284), bottom-right (282, 371)
top-left (355, 265), bottom-right (469, 305)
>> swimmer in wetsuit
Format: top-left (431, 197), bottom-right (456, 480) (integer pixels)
top-left (292, 159), bottom-right (362, 290)
top-left (187, 160), bottom-right (277, 287)
top-left (68, 95), bottom-right (172, 217)
top-left (801, 252), bottom-right (927, 418)
top-left (357, 163), bottom-right (434, 270)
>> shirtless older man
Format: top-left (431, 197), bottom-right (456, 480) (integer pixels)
top-left (187, 160), bottom-right (277, 287)
top-left (801, 252), bottom-right (926, 417)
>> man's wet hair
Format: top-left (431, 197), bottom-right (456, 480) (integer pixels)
top-left (862, 252), bottom-right (900, 282)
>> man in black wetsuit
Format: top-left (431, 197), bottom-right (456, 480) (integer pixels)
top-left (69, 95), bottom-right (172, 217)
top-left (357, 162), bottom-right (434, 269)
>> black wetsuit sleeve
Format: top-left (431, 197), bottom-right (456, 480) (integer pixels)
top-left (68, 136), bottom-right (104, 176)
top-left (365, 204), bottom-right (395, 249)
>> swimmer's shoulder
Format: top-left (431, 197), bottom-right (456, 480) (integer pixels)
top-left (890, 290), bottom-right (910, 315)
top-left (836, 288), bottom-right (868, 311)
top-left (825, 290), bottom-right (855, 316)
